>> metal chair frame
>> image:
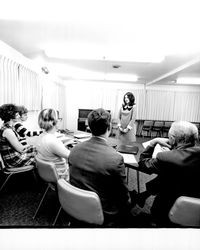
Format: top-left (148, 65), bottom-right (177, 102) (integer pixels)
top-left (33, 157), bottom-right (60, 225)
top-left (141, 120), bottom-right (154, 137)
top-left (0, 153), bottom-right (36, 193)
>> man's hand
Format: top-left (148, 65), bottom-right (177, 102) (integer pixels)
top-left (149, 138), bottom-right (171, 148)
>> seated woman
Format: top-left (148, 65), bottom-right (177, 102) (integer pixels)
top-left (36, 108), bottom-right (71, 181)
top-left (14, 105), bottom-right (42, 145)
top-left (0, 104), bottom-right (37, 169)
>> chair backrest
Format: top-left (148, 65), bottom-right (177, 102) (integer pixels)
top-left (169, 196), bottom-right (200, 227)
top-left (163, 121), bottom-right (172, 129)
top-left (153, 121), bottom-right (164, 128)
top-left (57, 179), bottom-right (104, 225)
top-left (35, 156), bottom-right (58, 183)
top-left (143, 120), bottom-right (154, 128)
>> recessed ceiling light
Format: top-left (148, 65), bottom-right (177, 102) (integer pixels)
top-left (112, 65), bottom-right (121, 69)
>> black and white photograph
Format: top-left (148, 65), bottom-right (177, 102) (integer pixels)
top-left (0, 0), bottom-right (200, 249)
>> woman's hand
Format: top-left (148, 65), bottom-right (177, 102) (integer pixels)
top-left (123, 128), bottom-right (129, 133)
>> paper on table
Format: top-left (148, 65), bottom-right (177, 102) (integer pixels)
top-left (118, 152), bottom-right (137, 164)
top-left (142, 140), bottom-right (170, 158)
top-left (74, 133), bottom-right (91, 139)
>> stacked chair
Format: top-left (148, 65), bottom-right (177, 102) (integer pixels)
top-left (151, 121), bottom-right (164, 138)
top-left (141, 120), bottom-right (154, 137)
top-left (162, 121), bottom-right (172, 137)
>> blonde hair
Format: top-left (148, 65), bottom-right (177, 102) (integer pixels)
top-left (38, 109), bottom-right (58, 131)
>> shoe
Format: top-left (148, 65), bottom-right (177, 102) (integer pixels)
top-left (136, 192), bottom-right (148, 208)
top-left (129, 190), bottom-right (147, 208)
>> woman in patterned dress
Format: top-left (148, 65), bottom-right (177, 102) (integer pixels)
top-left (118, 92), bottom-right (137, 143)
top-left (0, 104), bottom-right (36, 169)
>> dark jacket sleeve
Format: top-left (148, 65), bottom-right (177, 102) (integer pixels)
top-left (113, 155), bottom-right (131, 206)
top-left (138, 145), bottom-right (161, 174)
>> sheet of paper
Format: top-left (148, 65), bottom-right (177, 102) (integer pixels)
top-left (118, 152), bottom-right (137, 164)
top-left (74, 133), bottom-right (91, 139)
top-left (142, 140), bottom-right (170, 158)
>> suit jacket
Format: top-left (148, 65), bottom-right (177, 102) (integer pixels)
top-left (138, 143), bottom-right (200, 225)
top-left (69, 136), bottom-right (131, 226)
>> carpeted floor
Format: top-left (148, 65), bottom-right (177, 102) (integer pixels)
top-left (0, 136), bottom-right (157, 228)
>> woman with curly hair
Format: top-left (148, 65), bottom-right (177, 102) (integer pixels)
top-left (118, 92), bottom-right (137, 143)
top-left (0, 104), bottom-right (36, 169)
top-left (14, 105), bottom-right (42, 145)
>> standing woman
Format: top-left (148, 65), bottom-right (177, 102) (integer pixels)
top-left (118, 92), bottom-right (136, 143)
top-left (0, 104), bottom-right (36, 169)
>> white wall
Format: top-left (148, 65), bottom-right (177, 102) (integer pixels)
top-left (64, 80), bottom-right (144, 131)
top-left (64, 80), bottom-right (200, 131)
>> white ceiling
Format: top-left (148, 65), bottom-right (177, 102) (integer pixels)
top-left (1, 0), bottom-right (200, 85)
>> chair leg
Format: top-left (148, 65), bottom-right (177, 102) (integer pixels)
top-left (33, 184), bottom-right (50, 219)
top-left (52, 206), bottom-right (62, 226)
top-left (0, 173), bottom-right (13, 193)
top-left (126, 167), bottom-right (129, 184)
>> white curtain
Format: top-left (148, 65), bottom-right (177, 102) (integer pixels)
top-left (0, 56), bottom-right (19, 105)
top-left (0, 56), bottom-right (42, 110)
top-left (18, 65), bottom-right (42, 110)
top-left (42, 76), bottom-right (66, 128)
top-left (145, 89), bottom-right (175, 121)
top-left (173, 91), bottom-right (200, 122)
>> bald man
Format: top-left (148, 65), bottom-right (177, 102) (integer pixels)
top-left (136, 121), bottom-right (200, 226)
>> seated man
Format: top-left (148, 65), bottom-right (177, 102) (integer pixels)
top-left (69, 108), bottom-right (133, 227)
top-left (136, 121), bottom-right (200, 226)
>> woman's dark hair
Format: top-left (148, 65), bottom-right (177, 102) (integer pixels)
top-left (17, 105), bottom-right (28, 116)
top-left (88, 108), bottom-right (111, 136)
top-left (123, 92), bottom-right (135, 107)
top-left (0, 104), bottom-right (19, 123)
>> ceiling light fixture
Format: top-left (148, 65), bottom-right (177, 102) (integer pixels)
top-left (176, 77), bottom-right (200, 85)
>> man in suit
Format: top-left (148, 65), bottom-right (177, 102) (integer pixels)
top-left (136, 121), bottom-right (200, 226)
top-left (69, 108), bottom-right (132, 226)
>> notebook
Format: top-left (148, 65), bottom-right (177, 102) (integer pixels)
top-left (117, 144), bottom-right (139, 155)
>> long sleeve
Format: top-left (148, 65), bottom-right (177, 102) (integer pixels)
top-left (14, 123), bottom-right (41, 137)
top-left (113, 156), bottom-right (131, 206)
top-left (127, 105), bottom-right (136, 130)
top-left (118, 107), bottom-right (122, 127)
top-left (138, 145), bottom-right (161, 174)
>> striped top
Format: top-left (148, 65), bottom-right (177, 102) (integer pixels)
top-left (14, 122), bottom-right (42, 145)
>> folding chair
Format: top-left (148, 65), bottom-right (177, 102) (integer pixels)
top-left (141, 120), bottom-right (154, 137)
top-left (151, 121), bottom-right (164, 137)
top-left (33, 156), bottom-right (59, 224)
top-left (162, 121), bottom-right (172, 137)
top-left (0, 153), bottom-right (35, 193)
